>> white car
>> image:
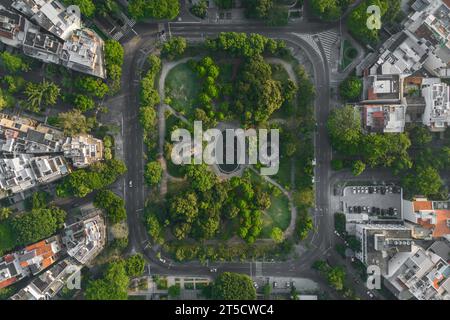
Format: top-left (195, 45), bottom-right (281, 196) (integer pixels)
top-left (129, 180), bottom-right (133, 188)
top-left (367, 291), bottom-right (374, 298)
top-left (253, 282), bottom-right (258, 288)
top-left (159, 258), bottom-right (166, 264)
top-left (210, 268), bottom-right (217, 272)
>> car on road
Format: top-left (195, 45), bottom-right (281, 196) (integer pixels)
top-left (253, 282), bottom-right (258, 288)
top-left (210, 268), bottom-right (217, 272)
top-left (273, 282), bottom-right (278, 288)
top-left (129, 180), bottom-right (133, 188)
top-left (159, 258), bottom-right (166, 264)
top-left (367, 291), bottom-right (374, 298)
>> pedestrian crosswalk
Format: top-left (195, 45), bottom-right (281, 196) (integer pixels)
top-left (293, 33), bottom-right (321, 57)
top-left (112, 31), bottom-right (123, 41)
top-left (316, 30), bottom-right (339, 64)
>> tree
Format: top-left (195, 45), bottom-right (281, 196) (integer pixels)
top-left (190, 0), bottom-right (208, 18)
top-left (211, 272), bottom-right (256, 300)
top-left (94, 190), bottom-right (127, 223)
top-left (85, 261), bottom-right (129, 300)
top-left (270, 227), bottom-right (284, 243)
top-left (214, 0), bottom-right (232, 9)
top-left (327, 105), bottom-right (362, 155)
top-left (262, 283), bottom-right (272, 299)
top-left (125, 254), bottom-right (145, 277)
top-left (64, 0), bottom-right (95, 17)
top-left (76, 76), bottom-right (109, 98)
top-left (24, 80), bottom-right (60, 112)
top-left (310, 0), bottom-right (342, 21)
top-left (402, 166), bottom-right (443, 198)
top-left (162, 37), bottom-right (187, 60)
top-left (128, 0), bottom-right (180, 20)
top-left (144, 161), bottom-right (163, 186)
top-left (327, 266), bottom-right (346, 291)
top-left (146, 214), bottom-right (162, 243)
top-left (295, 209), bottom-right (314, 240)
top-left (347, 0), bottom-right (388, 44)
top-left (339, 76), bottom-right (362, 101)
top-left (351, 160), bottom-right (366, 176)
top-left (408, 124), bottom-right (432, 147)
top-left (57, 109), bottom-right (95, 135)
top-left (139, 106), bottom-right (157, 130)
top-left (11, 207), bottom-right (66, 246)
top-left (236, 56), bottom-right (283, 124)
top-left (168, 284), bottom-right (181, 298)
top-left (185, 164), bottom-right (217, 192)
top-left (74, 94), bottom-right (95, 112)
top-left (244, 0), bottom-right (273, 19)
top-left (0, 52), bottom-right (29, 73)
top-left (267, 6), bottom-right (289, 26)
top-left (105, 40), bottom-right (124, 66)
top-left (0, 207), bottom-right (11, 221)
top-left (170, 192), bottom-right (199, 223)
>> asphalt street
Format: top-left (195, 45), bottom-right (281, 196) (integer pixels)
top-left (107, 11), bottom-right (376, 299)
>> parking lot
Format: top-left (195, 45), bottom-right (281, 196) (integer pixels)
top-left (342, 185), bottom-right (402, 219)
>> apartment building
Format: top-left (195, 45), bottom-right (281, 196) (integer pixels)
top-left (0, 2), bottom-right (105, 78)
top-left (0, 236), bottom-right (62, 289)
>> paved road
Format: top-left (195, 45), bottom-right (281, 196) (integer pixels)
top-left (111, 14), bottom-right (370, 298)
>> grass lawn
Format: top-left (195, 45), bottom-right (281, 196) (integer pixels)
top-left (0, 222), bottom-right (15, 255)
top-left (165, 63), bottom-right (201, 116)
top-left (261, 194), bottom-right (291, 238)
top-left (273, 156), bottom-right (292, 189)
top-left (341, 39), bottom-right (358, 71)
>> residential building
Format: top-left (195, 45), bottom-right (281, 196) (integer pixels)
top-left (0, 113), bottom-right (103, 198)
top-left (0, 236), bottom-right (62, 289)
top-left (62, 212), bottom-right (106, 265)
top-left (385, 245), bottom-right (450, 300)
top-left (62, 134), bottom-right (104, 168)
top-left (403, 198), bottom-right (450, 240)
top-left (10, 258), bottom-right (81, 300)
top-left (0, 154), bottom-right (69, 197)
top-left (355, 224), bottom-right (414, 275)
top-left (11, 0), bottom-right (81, 40)
top-left (361, 104), bottom-right (407, 133)
top-left (357, 0), bottom-right (450, 78)
top-left (421, 78), bottom-right (450, 131)
top-left (0, 4), bottom-right (29, 48)
top-left (0, 3), bottom-right (105, 78)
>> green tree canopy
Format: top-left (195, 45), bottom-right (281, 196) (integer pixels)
top-left (128, 0), bottom-right (180, 20)
top-left (124, 254), bottom-right (145, 277)
top-left (85, 261), bottom-right (129, 300)
top-left (339, 76), bottom-right (363, 102)
top-left (11, 207), bottom-right (66, 246)
top-left (144, 161), bottom-right (163, 186)
top-left (211, 272), bottom-right (256, 300)
top-left (94, 190), bottom-right (126, 224)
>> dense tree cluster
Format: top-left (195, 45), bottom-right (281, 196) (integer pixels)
top-left (75, 76), bottom-right (109, 99)
top-left (211, 272), bottom-right (256, 300)
top-left (128, 0), bottom-right (179, 20)
top-left (104, 40), bottom-right (124, 93)
top-left (94, 190), bottom-right (127, 224)
top-left (10, 207), bottom-right (66, 246)
top-left (244, 0), bottom-right (289, 26)
top-left (190, 0), bottom-right (208, 19)
top-left (85, 260), bottom-right (129, 300)
top-left (313, 260), bottom-right (346, 291)
top-left (205, 32), bottom-right (286, 58)
top-left (57, 159), bottom-right (127, 198)
top-left (0, 52), bottom-right (30, 74)
top-left (24, 80), bottom-right (60, 113)
top-left (339, 76), bottom-right (363, 102)
top-left (54, 109), bottom-right (96, 135)
top-left (327, 105), bottom-right (412, 171)
top-left (144, 161), bottom-right (163, 186)
top-left (124, 254), bottom-right (146, 277)
top-left (310, 0), bottom-right (352, 21)
top-left (162, 37), bottom-right (187, 60)
top-left (347, 0), bottom-right (401, 44)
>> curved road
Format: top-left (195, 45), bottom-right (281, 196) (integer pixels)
top-left (116, 19), bottom-right (335, 278)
